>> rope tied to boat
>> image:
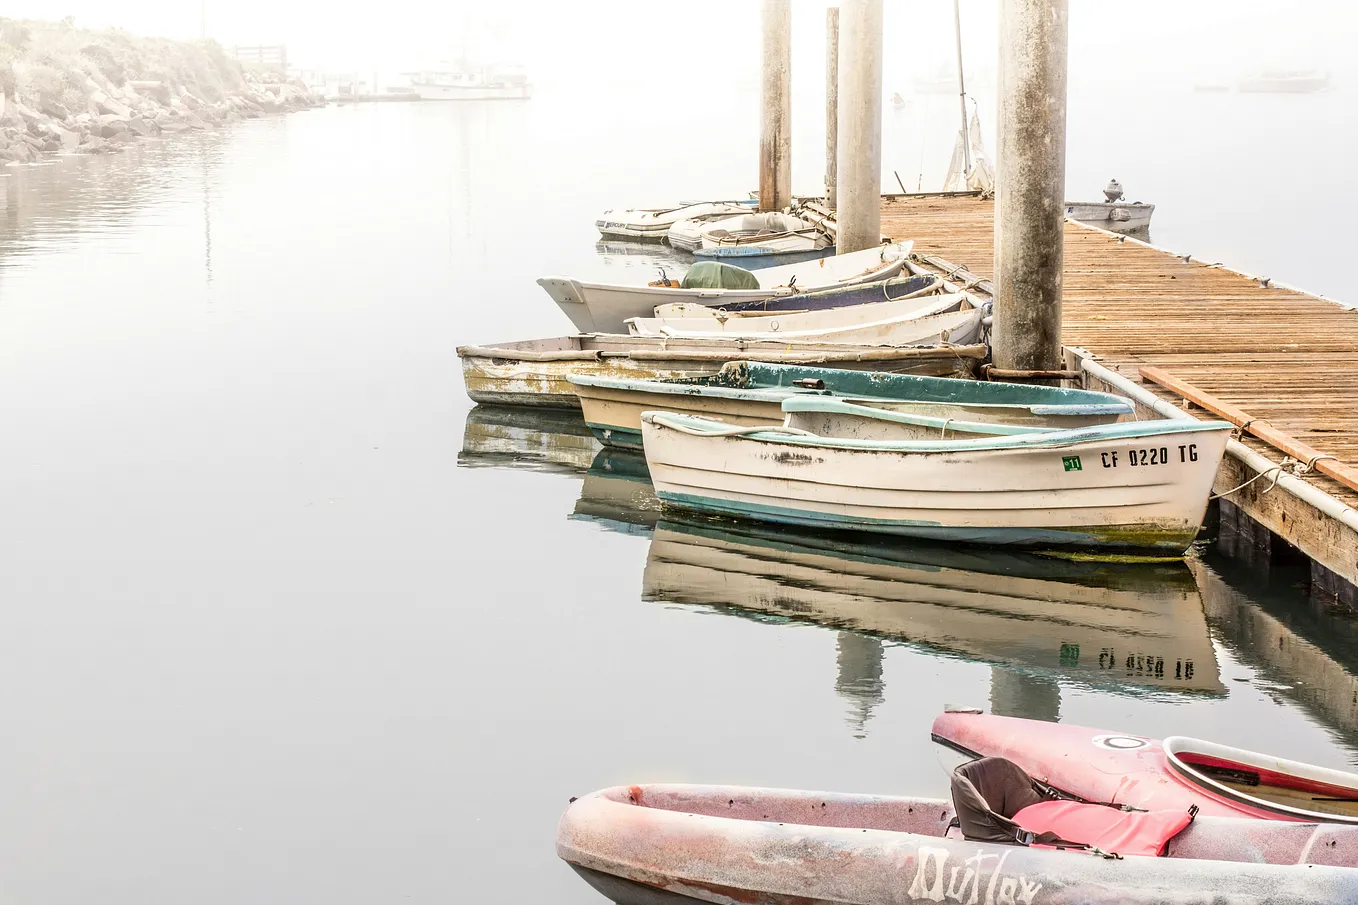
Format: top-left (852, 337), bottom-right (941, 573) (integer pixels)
top-left (1211, 457), bottom-right (1296, 499)
top-left (1300, 453), bottom-right (1339, 473)
top-left (940, 417), bottom-right (954, 439)
top-left (1210, 452), bottom-right (1341, 500)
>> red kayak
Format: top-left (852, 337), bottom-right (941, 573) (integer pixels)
top-left (932, 709), bottom-right (1358, 824)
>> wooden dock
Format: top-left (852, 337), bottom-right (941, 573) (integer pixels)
top-left (882, 194), bottom-right (1358, 592)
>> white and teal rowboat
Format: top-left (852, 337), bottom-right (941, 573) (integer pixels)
top-left (570, 360), bottom-right (1134, 449)
top-left (639, 398), bottom-right (1232, 552)
top-left (538, 242), bottom-right (911, 334)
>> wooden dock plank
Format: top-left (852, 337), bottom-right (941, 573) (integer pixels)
top-left (882, 194), bottom-right (1358, 518)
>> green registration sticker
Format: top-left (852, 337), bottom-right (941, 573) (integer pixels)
top-left (1062, 455), bottom-right (1082, 472)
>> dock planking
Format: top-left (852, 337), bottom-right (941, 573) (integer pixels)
top-left (882, 194), bottom-right (1358, 585)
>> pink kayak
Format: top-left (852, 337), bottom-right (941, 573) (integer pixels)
top-left (558, 783), bottom-right (1358, 904)
top-left (932, 709), bottom-right (1358, 824)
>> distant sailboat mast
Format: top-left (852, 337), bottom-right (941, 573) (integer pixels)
top-left (952, 0), bottom-right (971, 175)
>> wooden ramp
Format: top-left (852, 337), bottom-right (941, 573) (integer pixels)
top-left (882, 194), bottom-right (1358, 586)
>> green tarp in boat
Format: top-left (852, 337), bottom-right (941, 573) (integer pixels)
top-left (680, 261), bottom-right (760, 291)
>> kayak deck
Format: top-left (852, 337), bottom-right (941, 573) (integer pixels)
top-left (558, 783), bottom-right (1358, 905)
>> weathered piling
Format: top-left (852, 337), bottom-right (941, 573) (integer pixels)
top-left (993, 0), bottom-right (1069, 372)
top-left (834, 0), bottom-right (884, 252)
top-left (825, 7), bottom-right (840, 209)
top-left (759, 0), bottom-right (792, 212)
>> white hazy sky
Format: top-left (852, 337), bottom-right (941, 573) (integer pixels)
top-left (3, 0), bottom-right (1354, 82)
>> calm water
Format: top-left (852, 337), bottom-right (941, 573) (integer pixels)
top-left (1, 84), bottom-right (1357, 905)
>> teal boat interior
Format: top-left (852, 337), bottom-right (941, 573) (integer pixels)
top-left (572, 360), bottom-right (1136, 418)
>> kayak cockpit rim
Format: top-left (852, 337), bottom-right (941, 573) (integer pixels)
top-left (1163, 736), bottom-right (1358, 823)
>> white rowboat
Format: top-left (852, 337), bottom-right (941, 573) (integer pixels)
top-left (628, 292), bottom-right (984, 346)
top-left (639, 401), bottom-right (1233, 552)
top-left (595, 201), bottom-right (754, 242)
top-left (538, 242), bottom-right (911, 334)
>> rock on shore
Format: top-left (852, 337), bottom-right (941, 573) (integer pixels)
top-left (0, 17), bottom-right (323, 163)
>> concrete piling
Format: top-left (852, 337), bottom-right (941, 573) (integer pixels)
top-left (825, 7), bottom-right (839, 209)
top-left (993, 0), bottom-right (1069, 372)
top-left (834, 0), bottom-right (883, 253)
top-left (759, 0), bottom-right (792, 212)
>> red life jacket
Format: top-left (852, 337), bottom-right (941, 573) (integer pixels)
top-left (1013, 800), bottom-right (1197, 857)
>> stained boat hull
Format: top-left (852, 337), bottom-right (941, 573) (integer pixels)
top-left (457, 336), bottom-right (986, 408)
top-left (570, 360), bottom-right (1133, 450)
top-left (558, 784), bottom-right (1358, 905)
top-left (640, 412), bottom-right (1232, 551)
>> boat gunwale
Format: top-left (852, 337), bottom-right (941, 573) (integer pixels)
top-left (568, 369), bottom-right (1134, 417)
top-left (642, 409), bottom-right (1233, 454)
top-left (1163, 735), bottom-right (1358, 824)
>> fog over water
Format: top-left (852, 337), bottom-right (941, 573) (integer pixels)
top-left (0, 2), bottom-right (1357, 903)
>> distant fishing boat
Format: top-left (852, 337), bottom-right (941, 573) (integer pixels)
top-left (457, 330), bottom-right (987, 409)
top-left (1238, 70), bottom-right (1330, 93)
top-left (628, 292), bottom-right (984, 345)
top-left (596, 201), bottom-right (756, 242)
top-left (406, 66), bottom-right (530, 100)
top-left (570, 359), bottom-right (1134, 449)
top-left (640, 400), bottom-right (1232, 552)
top-left (1066, 179), bottom-right (1154, 234)
top-left (537, 242), bottom-right (911, 334)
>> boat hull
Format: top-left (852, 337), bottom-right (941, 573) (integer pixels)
top-left (1065, 202), bottom-right (1155, 233)
top-left (458, 336), bottom-right (985, 408)
top-left (640, 413), bottom-right (1231, 551)
top-left (630, 305), bottom-right (984, 346)
top-left (571, 365), bottom-right (1130, 450)
top-left (558, 784), bottom-right (1358, 905)
top-left (932, 711), bottom-right (1358, 824)
top-left (597, 202), bottom-right (755, 242)
top-left (538, 278), bottom-right (784, 334)
top-left (716, 273), bottom-right (939, 312)
top-left (539, 243), bottom-right (911, 333)
top-left (691, 246), bottom-right (834, 268)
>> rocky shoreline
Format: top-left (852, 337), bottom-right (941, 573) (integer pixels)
top-left (0, 18), bottom-right (323, 164)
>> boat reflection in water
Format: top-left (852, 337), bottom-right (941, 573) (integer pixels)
top-left (457, 406), bottom-right (1228, 730)
top-left (643, 518), bottom-right (1225, 728)
top-left (457, 405), bottom-right (599, 474)
top-left (570, 449), bottom-right (663, 536)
